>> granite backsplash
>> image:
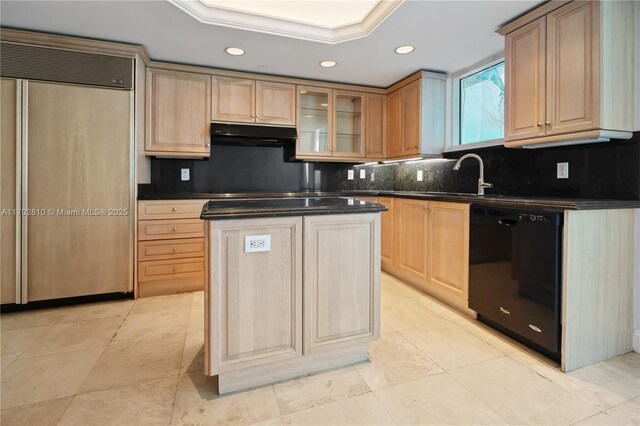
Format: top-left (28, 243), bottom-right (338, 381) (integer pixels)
top-left (147, 133), bottom-right (640, 200)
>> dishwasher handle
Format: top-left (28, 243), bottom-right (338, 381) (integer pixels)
top-left (498, 218), bottom-right (518, 227)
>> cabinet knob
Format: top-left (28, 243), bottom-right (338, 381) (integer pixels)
top-left (256, 114), bottom-right (260, 118)
top-left (172, 227), bottom-right (177, 232)
top-left (251, 114), bottom-right (256, 118)
top-left (545, 121), bottom-right (551, 126)
top-left (537, 122), bottom-right (542, 127)
top-left (206, 143), bottom-right (210, 148)
top-left (172, 207), bottom-right (177, 212)
top-left (172, 247), bottom-right (177, 252)
top-left (172, 266), bottom-right (177, 273)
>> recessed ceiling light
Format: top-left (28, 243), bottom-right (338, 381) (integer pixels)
top-left (394, 45), bottom-right (415, 55)
top-left (225, 47), bottom-right (245, 56)
top-left (319, 60), bottom-right (337, 68)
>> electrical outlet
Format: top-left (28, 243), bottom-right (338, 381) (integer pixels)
top-left (347, 170), bottom-right (354, 180)
top-left (417, 170), bottom-right (423, 181)
top-left (180, 168), bottom-right (190, 181)
top-left (245, 235), bottom-right (271, 253)
top-left (370, 172), bottom-right (375, 182)
top-left (359, 169), bottom-right (366, 179)
top-left (557, 162), bottom-right (569, 179)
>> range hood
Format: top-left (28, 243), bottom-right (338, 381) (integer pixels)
top-left (211, 123), bottom-right (297, 146)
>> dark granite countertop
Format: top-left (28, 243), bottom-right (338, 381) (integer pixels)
top-left (140, 190), bottom-right (640, 212)
top-left (200, 197), bottom-right (387, 220)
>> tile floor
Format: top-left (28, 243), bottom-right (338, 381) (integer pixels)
top-left (1, 273), bottom-right (638, 426)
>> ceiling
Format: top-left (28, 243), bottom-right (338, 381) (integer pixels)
top-left (0, 0), bottom-right (541, 87)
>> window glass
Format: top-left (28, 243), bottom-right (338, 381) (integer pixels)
top-left (460, 62), bottom-right (505, 144)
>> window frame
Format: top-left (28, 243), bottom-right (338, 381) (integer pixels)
top-left (446, 53), bottom-right (505, 152)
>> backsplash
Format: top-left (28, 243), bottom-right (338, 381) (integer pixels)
top-left (146, 133), bottom-right (640, 200)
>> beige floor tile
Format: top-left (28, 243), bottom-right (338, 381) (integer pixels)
top-left (1, 347), bottom-right (103, 409)
top-left (379, 319), bottom-right (395, 334)
top-left (171, 373), bottom-right (280, 425)
top-left (0, 307), bottom-right (68, 331)
top-left (1, 355), bottom-right (18, 372)
top-left (80, 334), bottom-right (186, 393)
top-left (113, 309), bottom-right (189, 342)
top-left (355, 331), bottom-right (443, 390)
top-left (375, 373), bottom-right (506, 425)
top-left (20, 316), bottom-right (123, 358)
top-left (281, 392), bottom-right (394, 425)
top-left (511, 350), bottom-right (635, 411)
top-left (0, 396), bottom-right (72, 426)
top-left (399, 321), bottom-right (504, 371)
top-left (273, 367), bottom-right (370, 415)
top-left (381, 293), bottom-right (448, 332)
top-left (250, 417), bottom-right (283, 426)
top-left (129, 293), bottom-right (193, 317)
top-left (180, 330), bottom-right (204, 374)
top-left (453, 317), bottom-right (523, 355)
top-left (187, 294), bottom-right (205, 335)
top-left (1, 325), bottom-right (50, 359)
top-left (575, 397), bottom-right (640, 425)
top-left (58, 299), bottom-right (134, 323)
top-left (59, 376), bottom-right (177, 426)
top-left (450, 356), bottom-right (601, 425)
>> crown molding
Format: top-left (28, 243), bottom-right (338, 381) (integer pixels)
top-left (168, 0), bottom-right (403, 44)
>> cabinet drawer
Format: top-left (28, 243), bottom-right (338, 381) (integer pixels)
top-left (138, 238), bottom-right (205, 261)
top-left (138, 219), bottom-right (204, 240)
top-left (138, 258), bottom-right (205, 282)
top-left (138, 200), bottom-right (206, 220)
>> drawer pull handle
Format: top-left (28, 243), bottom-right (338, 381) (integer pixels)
top-left (529, 324), bottom-right (542, 333)
top-left (499, 307), bottom-right (511, 315)
top-left (172, 247), bottom-right (177, 252)
top-left (172, 227), bottom-right (177, 232)
top-left (172, 207), bottom-right (177, 212)
top-left (172, 267), bottom-right (177, 273)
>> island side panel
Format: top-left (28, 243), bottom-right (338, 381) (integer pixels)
top-left (208, 217), bottom-right (303, 375)
top-left (303, 213), bottom-right (381, 354)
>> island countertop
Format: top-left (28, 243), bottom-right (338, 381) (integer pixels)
top-left (200, 197), bottom-right (387, 220)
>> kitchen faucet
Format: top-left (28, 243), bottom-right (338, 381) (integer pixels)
top-left (452, 153), bottom-right (493, 196)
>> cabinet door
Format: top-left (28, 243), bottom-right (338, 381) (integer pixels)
top-left (394, 198), bottom-right (429, 282)
top-left (209, 217), bottom-right (302, 373)
top-left (365, 93), bottom-right (387, 158)
top-left (546, 1), bottom-right (599, 135)
top-left (297, 86), bottom-right (332, 156)
top-left (212, 76), bottom-right (256, 123)
top-left (401, 80), bottom-right (421, 156)
top-left (386, 90), bottom-right (401, 158)
top-left (1, 78), bottom-right (18, 304)
top-left (428, 202), bottom-right (470, 300)
top-left (378, 197), bottom-right (394, 267)
top-left (256, 81), bottom-right (296, 126)
top-left (333, 91), bottom-right (365, 157)
top-left (146, 69), bottom-right (211, 156)
top-left (505, 17), bottom-right (546, 142)
top-left (303, 214), bottom-right (380, 354)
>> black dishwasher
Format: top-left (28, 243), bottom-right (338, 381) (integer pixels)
top-left (469, 206), bottom-right (563, 360)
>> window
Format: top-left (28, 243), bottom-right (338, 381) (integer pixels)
top-left (459, 61), bottom-right (505, 145)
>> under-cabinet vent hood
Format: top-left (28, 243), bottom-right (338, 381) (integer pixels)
top-left (211, 123), bottom-right (297, 147)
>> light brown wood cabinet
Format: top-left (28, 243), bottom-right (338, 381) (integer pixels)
top-left (378, 197), bottom-right (394, 268)
top-left (212, 76), bottom-right (296, 126)
top-left (386, 72), bottom-right (447, 159)
top-left (146, 68), bottom-right (211, 157)
top-left (503, 0), bottom-right (636, 147)
top-left (137, 200), bottom-right (207, 297)
top-left (394, 198), bottom-right (429, 283)
top-left (364, 93), bottom-right (387, 159)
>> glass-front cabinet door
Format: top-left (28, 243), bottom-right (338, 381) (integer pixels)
top-left (297, 87), bottom-right (332, 156)
top-left (333, 91), bottom-right (365, 157)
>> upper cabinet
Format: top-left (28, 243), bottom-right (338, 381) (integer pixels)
top-left (146, 68), bottom-right (211, 157)
top-left (502, 0), bottom-right (636, 147)
top-left (365, 93), bottom-right (387, 158)
top-left (212, 76), bottom-right (296, 126)
top-left (296, 86), bottom-right (366, 159)
top-left (386, 72), bottom-right (447, 159)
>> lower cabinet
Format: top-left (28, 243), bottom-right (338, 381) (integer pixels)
top-left (394, 198), bottom-right (430, 283)
top-left (378, 197), bottom-right (395, 267)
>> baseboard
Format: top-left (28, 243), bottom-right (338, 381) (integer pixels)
top-left (634, 329), bottom-right (640, 353)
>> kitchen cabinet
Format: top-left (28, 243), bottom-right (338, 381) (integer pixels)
top-left (1, 78), bottom-right (18, 304)
top-left (146, 68), bottom-right (211, 157)
top-left (394, 198), bottom-right (429, 283)
top-left (212, 76), bottom-right (296, 126)
top-left (365, 93), bottom-right (387, 158)
top-left (378, 197), bottom-right (394, 268)
top-left (428, 202), bottom-right (469, 300)
top-left (386, 72), bottom-right (447, 159)
top-left (503, 0), bottom-right (636, 147)
top-left (137, 200), bottom-right (207, 297)
top-left (296, 86), bottom-right (365, 159)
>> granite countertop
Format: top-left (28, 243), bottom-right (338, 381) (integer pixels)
top-left (141, 189), bottom-right (640, 211)
top-left (200, 197), bottom-right (387, 220)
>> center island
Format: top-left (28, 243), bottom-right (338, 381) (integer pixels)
top-left (200, 197), bottom-right (386, 394)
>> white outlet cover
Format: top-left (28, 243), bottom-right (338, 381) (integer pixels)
top-left (370, 172), bottom-right (375, 182)
top-left (347, 170), bottom-right (354, 180)
top-left (359, 169), bottom-right (366, 179)
top-left (417, 170), bottom-right (423, 181)
top-left (557, 162), bottom-right (569, 179)
top-left (180, 168), bottom-right (190, 181)
top-left (245, 235), bottom-right (271, 253)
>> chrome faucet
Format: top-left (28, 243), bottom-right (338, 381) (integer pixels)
top-left (452, 153), bottom-right (493, 196)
